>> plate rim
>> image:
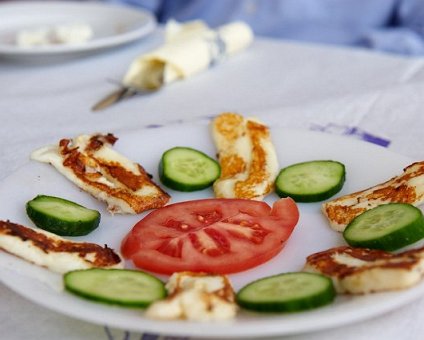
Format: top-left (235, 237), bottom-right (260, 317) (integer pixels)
top-left (0, 0), bottom-right (157, 56)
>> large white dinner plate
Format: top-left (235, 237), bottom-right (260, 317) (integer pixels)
top-left (0, 1), bottom-right (156, 59)
top-left (0, 122), bottom-right (422, 338)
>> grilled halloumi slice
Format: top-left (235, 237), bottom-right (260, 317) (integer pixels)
top-left (304, 246), bottom-right (424, 294)
top-left (322, 161), bottom-right (424, 232)
top-left (0, 220), bottom-right (123, 274)
top-left (211, 112), bottom-right (279, 200)
top-left (31, 133), bottom-right (170, 214)
top-left (146, 271), bottom-right (238, 321)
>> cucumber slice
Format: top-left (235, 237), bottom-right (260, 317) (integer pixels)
top-left (159, 146), bottom-right (220, 191)
top-left (64, 268), bottom-right (166, 307)
top-left (275, 160), bottom-right (345, 202)
top-left (236, 272), bottom-right (335, 313)
top-left (343, 203), bottom-right (424, 251)
top-left (26, 195), bottom-right (100, 236)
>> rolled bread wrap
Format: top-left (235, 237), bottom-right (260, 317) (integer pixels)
top-left (123, 21), bottom-right (254, 90)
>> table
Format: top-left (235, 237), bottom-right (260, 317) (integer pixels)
top-left (1, 27), bottom-right (424, 340)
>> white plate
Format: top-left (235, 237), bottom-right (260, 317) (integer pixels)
top-left (0, 1), bottom-right (156, 59)
top-left (0, 122), bottom-right (422, 338)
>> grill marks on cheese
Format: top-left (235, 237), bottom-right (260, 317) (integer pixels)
top-left (146, 271), bottom-right (237, 321)
top-left (304, 246), bottom-right (424, 294)
top-left (31, 134), bottom-right (170, 214)
top-left (322, 161), bottom-right (424, 232)
top-left (0, 220), bottom-right (122, 273)
top-left (212, 113), bottom-right (278, 200)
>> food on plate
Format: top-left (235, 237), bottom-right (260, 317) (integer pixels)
top-left (0, 220), bottom-right (122, 274)
top-left (211, 112), bottom-right (279, 200)
top-left (159, 146), bottom-right (220, 191)
top-left (322, 161), bottom-right (424, 232)
top-left (11, 125), bottom-right (424, 323)
top-left (236, 272), bottom-right (335, 312)
top-left (146, 271), bottom-right (237, 321)
top-left (304, 245), bottom-right (424, 294)
top-left (31, 133), bottom-right (170, 214)
top-left (64, 268), bottom-right (166, 307)
top-left (26, 195), bottom-right (101, 236)
top-left (16, 23), bottom-right (93, 47)
top-left (275, 160), bottom-right (345, 202)
top-left (122, 197), bottom-right (299, 275)
top-left (343, 203), bottom-right (424, 251)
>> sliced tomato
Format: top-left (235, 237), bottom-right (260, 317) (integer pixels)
top-left (121, 198), bottom-right (299, 275)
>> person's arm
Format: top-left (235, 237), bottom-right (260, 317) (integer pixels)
top-left (361, 0), bottom-right (424, 55)
top-left (105, 0), bottom-right (163, 16)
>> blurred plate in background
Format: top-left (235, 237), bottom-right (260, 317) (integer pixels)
top-left (0, 1), bottom-right (156, 60)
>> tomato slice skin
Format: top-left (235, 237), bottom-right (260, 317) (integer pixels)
top-left (121, 198), bottom-right (299, 275)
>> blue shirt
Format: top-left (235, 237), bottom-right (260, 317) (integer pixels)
top-left (107, 0), bottom-right (424, 55)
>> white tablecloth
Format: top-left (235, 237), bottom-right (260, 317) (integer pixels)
top-left (1, 27), bottom-right (424, 340)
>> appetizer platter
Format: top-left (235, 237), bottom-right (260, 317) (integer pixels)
top-left (1, 113), bottom-right (424, 338)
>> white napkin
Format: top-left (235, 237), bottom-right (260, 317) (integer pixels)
top-left (123, 20), bottom-right (254, 90)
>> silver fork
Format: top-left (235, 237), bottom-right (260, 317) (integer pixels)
top-left (92, 76), bottom-right (162, 112)
top-left (92, 86), bottom-right (140, 112)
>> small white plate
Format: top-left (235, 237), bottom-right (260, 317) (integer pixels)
top-left (1, 122), bottom-right (423, 338)
top-left (0, 1), bottom-right (156, 60)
